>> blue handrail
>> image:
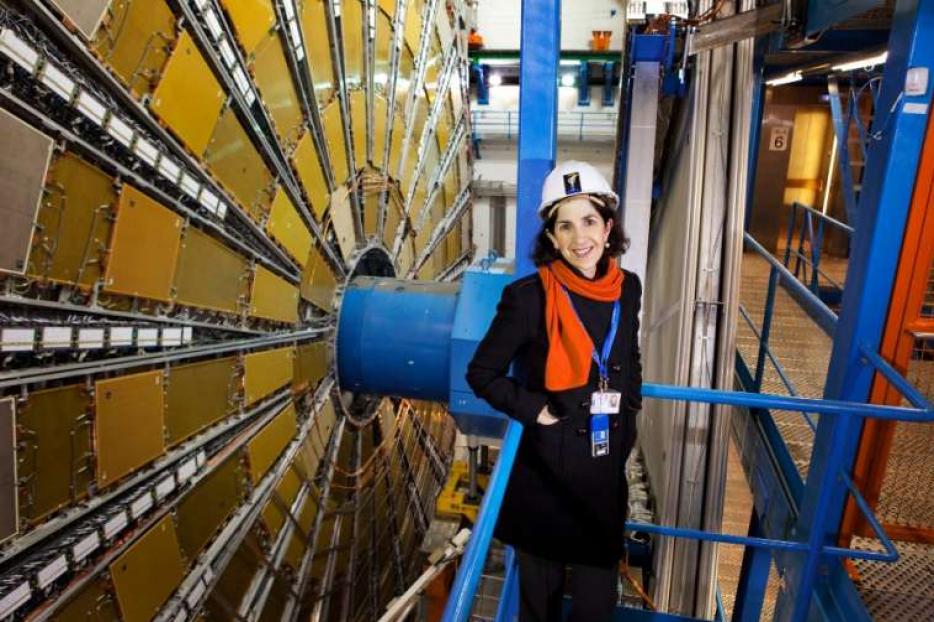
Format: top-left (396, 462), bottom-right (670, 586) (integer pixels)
top-left (442, 232), bottom-right (929, 621)
top-left (442, 421), bottom-right (523, 622)
top-left (442, 378), bottom-right (932, 621)
top-left (738, 304), bottom-right (817, 432)
top-left (858, 342), bottom-right (934, 410)
top-left (744, 233), bottom-right (838, 336)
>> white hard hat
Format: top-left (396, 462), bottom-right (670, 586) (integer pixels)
top-left (538, 161), bottom-right (619, 218)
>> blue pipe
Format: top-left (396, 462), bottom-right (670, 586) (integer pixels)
top-left (337, 278), bottom-right (458, 401)
top-left (442, 421), bottom-right (524, 622)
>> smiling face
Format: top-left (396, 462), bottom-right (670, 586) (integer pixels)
top-left (546, 196), bottom-right (613, 278)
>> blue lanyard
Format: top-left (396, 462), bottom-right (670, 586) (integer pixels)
top-left (593, 301), bottom-right (620, 386)
top-left (563, 289), bottom-right (620, 387)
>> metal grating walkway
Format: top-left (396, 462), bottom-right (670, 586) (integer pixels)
top-left (723, 251), bottom-right (934, 619)
top-left (852, 537), bottom-right (934, 621)
top-left (735, 253), bottom-right (839, 478)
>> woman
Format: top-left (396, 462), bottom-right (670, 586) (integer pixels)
top-left (466, 161), bottom-right (642, 622)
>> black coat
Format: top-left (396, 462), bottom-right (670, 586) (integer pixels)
top-left (466, 268), bottom-right (642, 566)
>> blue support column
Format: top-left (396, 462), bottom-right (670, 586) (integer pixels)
top-left (514, 0), bottom-right (560, 277)
top-left (731, 513), bottom-right (772, 622)
top-left (602, 61), bottom-right (616, 106)
top-left (743, 39), bottom-right (767, 232)
top-left (827, 77), bottom-right (860, 228)
top-left (578, 62), bottom-right (591, 106)
top-left (477, 63), bottom-right (490, 105)
top-left (777, 2), bottom-right (934, 621)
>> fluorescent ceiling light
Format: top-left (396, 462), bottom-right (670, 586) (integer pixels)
top-left (488, 73), bottom-right (502, 86)
top-left (766, 71), bottom-right (802, 86)
top-left (832, 51), bottom-right (888, 73)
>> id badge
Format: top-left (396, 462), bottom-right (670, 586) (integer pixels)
top-left (590, 414), bottom-right (609, 458)
top-left (590, 390), bottom-right (621, 415)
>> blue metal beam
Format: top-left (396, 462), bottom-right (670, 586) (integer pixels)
top-left (827, 77), bottom-right (860, 228)
top-left (603, 61), bottom-right (616, 106)
top-left (578, 62), bottom-right (591, 106)
top-left (514, 0), bottom-right (560, 277)
top-left (779, 2), bottom-right (934, 621)
top-left (743, 38), bottom-right (767, 232)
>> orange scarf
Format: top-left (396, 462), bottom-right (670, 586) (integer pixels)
top-left (538, 260), bottom-right (624, 391)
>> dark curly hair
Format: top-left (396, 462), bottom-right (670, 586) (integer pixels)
top-left (532, 197), bottom-right (630, 267)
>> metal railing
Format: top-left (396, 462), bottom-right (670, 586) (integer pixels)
top-left (470, 109), bottom-right (619, 142)
top-left (782, 202), bottom-right (854, 303)
top-left (441, 232), bottom-right (934, 622)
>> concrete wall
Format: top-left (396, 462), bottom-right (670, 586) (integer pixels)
top-left (475, 0), bottom-right (628, 50)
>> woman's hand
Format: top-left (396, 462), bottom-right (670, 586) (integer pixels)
top-left (536, 405), bottom-right (560, 426)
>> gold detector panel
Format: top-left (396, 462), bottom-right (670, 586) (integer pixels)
top-left (267, 187), bottom-right (313, 263)
top-left (50, 576), bottom-right (120, 621)
top-left (328, 186), bottom-right (357, 261)
top-left (207, 532), bottom-right (266, 619)
top-left (95, 370), bottom-right (165, 487)
top-left (0, 108), bottom-right (52, 275)
top-left (301, 0), bottom-right (335, 106)
top-left (343, 0), bottom-right (364, 88)
top-left (322, 100), bottom-right (350, 184)
top-left (375, 10), bottom-right (392, 89)
top-left (260, 468), bottom-right (301, 539)
top-left (383, 193), bottom-right (403, 250)
top-left (243, 346), bottom-right (294, 406)
top-left (175, 455), bottom-right (244, 560)
top-left (110, 515), bottom-right (185, 622)
top-left (219, 0), bottom-right (276, 55)
top-left (165, 357), bottom-right (237, 446)
top-left (300, 243), bottom-right (337, 309)
top-left (350, 89), bottom-right (367, 166)
top-left (403, 0), bottom-right (422, 52)
top-left (252, 33), bottom-right (305, 146)
top-left (246, 402), bottom-right (298, 484)
top-left (92, 0), bottom-right (177, 98)
top-left (151, 31), bottom-right (226, 156)
top-left (250, 266), bottom-right (300, 324)
top-left (27, 151), bottom-right (115, 288)
top-left (364, 192), bottom-right (378, 238)
top-left (173, 227), bottom-right (249, 314)
top-left (378, 0), bottom-right (396, 19)
top-left (293, 340), bottom-right (329, 393)
top-left (283, 494), bottom-right (312, 572)
top-left (204, 106), bottom-right (275, 222)
top-left (292, 131), bottom-right (330, 218)
top-left (16, 385), bottom-right (92, 525)
top-left (0, 398), bottom-right (17, 543)
top-left (373, 95), bottom-right (389, 170)
top-left (103, 185), bottom-right (182, 302)
top-left (388, 112), bottom-right (405, 180)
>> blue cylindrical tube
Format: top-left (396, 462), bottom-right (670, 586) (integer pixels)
top-left (337, 277), bottom-right (459, 401)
